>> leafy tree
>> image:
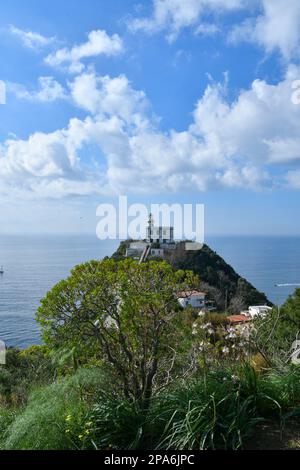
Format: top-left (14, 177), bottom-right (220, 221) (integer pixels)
top-left (252, 288), bottom-right (300, 362)
top-left (37, 258), bottom-right (198, 410)
top-left (0, 346), bottom-right (54, 406)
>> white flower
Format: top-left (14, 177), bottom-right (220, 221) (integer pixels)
top-left (227, 332), bottom-right (236, 339)
top-left (222, 346), bottom-right (230, 354)
top-left (200, 322), bottom-right (212, 330)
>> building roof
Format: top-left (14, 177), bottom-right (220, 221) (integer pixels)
top-left (178, 290), bottom-right (207, 298)
top-left (227, 315), bottom-right (252, 324)
top-left (249, 305), bottom-right (272, 310)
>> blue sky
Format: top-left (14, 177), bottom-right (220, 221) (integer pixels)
top-left (1, 0), bottom-right (300, 235)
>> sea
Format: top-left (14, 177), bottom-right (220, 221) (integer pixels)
top-left (0, 234), bottom-right (300, 348)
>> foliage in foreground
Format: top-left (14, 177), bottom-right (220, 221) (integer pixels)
top-left (2, 261), bottom-right (300, 450)
top-left (252, 288), bottom-right (300, 363)
top-left (0, 346), bottom-right (54, 406)
top-left (2, 363), bottom-right (300, 450)
top-left (1, 368), bottom-right (107, 450)
top-left (88, 363), bottom-right (300, 450)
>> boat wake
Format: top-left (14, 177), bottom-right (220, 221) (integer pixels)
top-left (275, 283), bottom-right (300, 287)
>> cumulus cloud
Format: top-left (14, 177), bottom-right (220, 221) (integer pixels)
top-left (229, 0), bottom-right (300, 59)
top-left (8, 77), bottom-right (67, 102)
top-left (0, 118), bottom-right (103, 198)
top-left (70, 72), bottom-right (149, 124)
top-left (45, 29), bottom-right (124, 73)
top-left (129, 0), bottom-right (300, 61)
top-left (9, 25), bottom-right (56, 50)
top-left (2, 67), bottom-right (300, 199)
top-left (128, 0), bottom-right (248, 42)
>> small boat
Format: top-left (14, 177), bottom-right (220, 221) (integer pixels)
top-left (0, 266), bottom-right (4, 274)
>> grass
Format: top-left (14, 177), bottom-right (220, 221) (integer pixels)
top-left (150, 371), bottom-right (258, 450)
top-left (1, 362), bottom-right (300, 450)
top-left (1, 367), bottom-right (107, 450)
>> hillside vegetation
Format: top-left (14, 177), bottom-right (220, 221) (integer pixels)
top-left (1, 258), bottom-right (298, 451)
top-left (112, 241), bottom-right (270, 313)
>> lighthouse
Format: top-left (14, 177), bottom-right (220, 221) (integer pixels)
top-left (146, 213), bottom-right (174, 245)
top-left (147, 213), bottom-right (154, 242)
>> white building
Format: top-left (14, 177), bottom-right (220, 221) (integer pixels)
top-left (248, 305), bottom-right (272, 318)
top-left (178, 291), bottom-right (207, 309)
top-left (129, 241), bottom-right (148, 252)
top-left (146, 214), bottom-right (174, 244)
top-left (126, 242), bottom-right (165, 259)
top-left (150, 248), bottom-right (164, 257)
top-left (126, 241), bottom-right (148, 258)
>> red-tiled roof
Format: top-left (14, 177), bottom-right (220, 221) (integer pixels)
top-left (178, 290), bottom-right (207, 298)
top-left (227, 315), bottom-right (252, 324)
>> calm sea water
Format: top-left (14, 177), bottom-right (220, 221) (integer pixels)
top-left (0, 235), bottom-right (118, 348)
top-left (0, 234), bottom-right (299, 348)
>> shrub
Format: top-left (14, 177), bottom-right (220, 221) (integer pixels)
top-left (3, 367), bottom-right (107, 450)
top-left (0, 346), bottom-right (55, 406)
top-left (85, 397), bottom-right (146, 450)
top-left (0, 407), bottom-right (17, 448)
top-left (3, 357), bottom-right (300, 450)
top-left (151, 372), bottom-right (258, 450)
top-left (260, 366), bottom-right (300, 416)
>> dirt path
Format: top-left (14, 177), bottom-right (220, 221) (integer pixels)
top-left (244, 419), bottom-right (300, 450)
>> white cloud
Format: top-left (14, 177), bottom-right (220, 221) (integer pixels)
top-left (9, 25), bottom-right (56, 50)
top-left (229, 0), bottom-right (300, 59)
top-left (286, 169), bottom-right (300, 189)
top-left (191, 65), bottom-right (300, 168)
top-left (8, 77), bottom-right (67, 102)
top-left (70, 72), bottom-right (149, 124)
top-left (195, 23), bottom-right (220, 36)
top-left (66, 66), bottom-right (300, 193)
top-left (130, 0), bottom-right (300, 60)
top-left (128, 0), bottom-right (248, 42)
top-left (0, 118), bottom-right (103, 198)
top-left (45, 29), bottom-right (124, 73)
top-left (2, 67), bottom-right (300, 199)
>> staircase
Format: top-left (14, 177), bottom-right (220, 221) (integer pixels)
top-left (139, 245), bottom-right (151, 264)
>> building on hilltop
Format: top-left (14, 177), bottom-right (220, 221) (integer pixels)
top-left (146, 213), bottom-right (174, 245)
top-left (126, 241), bottom-right (148, 259)
top-left (126, 213), bottom-right (176, 260)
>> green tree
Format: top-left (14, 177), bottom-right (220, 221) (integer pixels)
top-left (252, 288), bottom-right (300, 362)
top-left (37, 258), bottom-right (198, 410)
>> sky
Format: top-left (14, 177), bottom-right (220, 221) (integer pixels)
top-left (1, 0), bottom-right (300, 236)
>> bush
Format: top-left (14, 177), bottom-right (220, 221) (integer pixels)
top-left (86, 397), bottom-right (146, 450)
top-left (236, 363), bottom-right (300, 418)
top-left (0, 407), bottom-right (17, 448)
top-left (3, 367), bottom-right (107, 450)
top-left (150, 371), bottom-right (258, 450)
top-left (261, 366), bottom-right (300, 417)
top-left (0, 346), bottom-right (55, 406)
top-left (3, 359), bottom-right (300, 450)
top-left (151, 364), bottom-right (300, 450)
